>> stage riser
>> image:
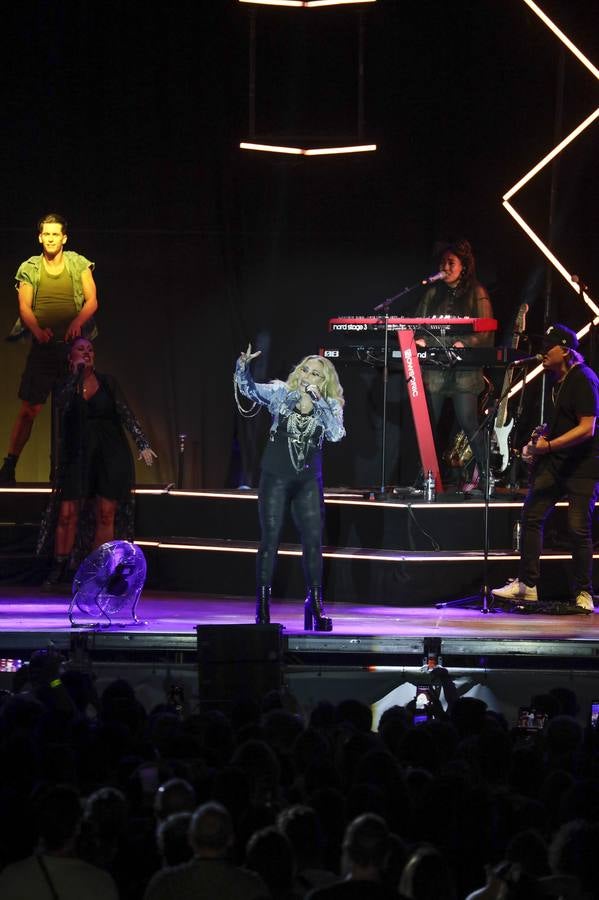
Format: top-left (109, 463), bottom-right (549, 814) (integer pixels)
top-left (0, 490), bottom-right (595, 603)
top-left (134, 495), bottom-right (594, 554)
top-left (1, 492), bottom-right (594, 554)
top-left (142, 546), bottom-right (576, 605)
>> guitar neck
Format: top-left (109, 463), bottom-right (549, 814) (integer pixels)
top-left (495, 304), bottom-right (528, 427)
top-left (495, 369), bottom-right (515, 428)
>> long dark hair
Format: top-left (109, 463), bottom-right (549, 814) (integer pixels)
top-left (438, 237), bottom-right (477, 291)
top-left (432, 237), bottom-right (479, 315)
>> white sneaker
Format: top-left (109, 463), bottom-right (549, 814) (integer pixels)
top-left (492, 579), bottom-right (538, 602)
top-left (575, 591), bottom-right (594, 612)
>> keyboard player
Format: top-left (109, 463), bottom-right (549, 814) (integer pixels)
top-left (415, 238), bottom-right (494, 493)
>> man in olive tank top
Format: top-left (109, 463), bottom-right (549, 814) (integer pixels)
top-left (0, 213), bottom-right (98, 485)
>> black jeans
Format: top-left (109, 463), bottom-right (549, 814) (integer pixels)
top-left (519, 461), bottom-right (599, 594)
top-left (257, 471), bottom-right (324, 590)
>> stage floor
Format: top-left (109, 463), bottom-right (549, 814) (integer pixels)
top-left (1, 586), bottom-right (598, 661)
top-left (3, 587), bottom-right (599, 729)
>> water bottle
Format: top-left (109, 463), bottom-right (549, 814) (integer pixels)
top-left (512, 520), bottom-right (521, 552)
top-left (424, 470), bottom-right (436, 503)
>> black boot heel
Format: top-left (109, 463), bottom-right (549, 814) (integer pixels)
top-left (305, 588), bottom-right (333, 632)
top-left (256, 586), bottom-right (271, 625)
top-left (304, 598), bottom-right (314, 631)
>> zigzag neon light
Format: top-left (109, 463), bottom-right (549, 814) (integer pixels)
top-left (504, 1), bottom-right (599, 398)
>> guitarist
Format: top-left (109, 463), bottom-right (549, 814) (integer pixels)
top-left (493, 323), bottom-right (599, 612)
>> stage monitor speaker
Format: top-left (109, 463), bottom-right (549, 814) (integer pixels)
top-left (196, 624), bottom-right (283, 706)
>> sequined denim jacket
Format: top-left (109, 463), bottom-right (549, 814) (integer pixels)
top-left (235, 361), bottom-right (345, 444)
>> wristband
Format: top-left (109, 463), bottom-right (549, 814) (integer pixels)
top-left (546, 440), bottom-right (551, 453)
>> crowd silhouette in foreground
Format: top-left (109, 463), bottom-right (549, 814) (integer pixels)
top-left (0, 649), bottom-right (598, 899)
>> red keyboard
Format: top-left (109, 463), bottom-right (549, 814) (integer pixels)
top-left (328, 316), bottom-right (498, 334)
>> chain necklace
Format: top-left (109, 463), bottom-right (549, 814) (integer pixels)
top-left (287, 410), bottom-right (318, 473)
top-left (551, 362), bottom-right (579, 408)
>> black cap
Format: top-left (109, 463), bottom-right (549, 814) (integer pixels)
top-left (542, 323), bottom-right (579, 351)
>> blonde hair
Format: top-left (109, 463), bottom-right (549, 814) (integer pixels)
top-left (286, 355), bottom-right (345, 406)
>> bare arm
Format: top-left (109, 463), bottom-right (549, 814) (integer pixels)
top-left (65, 267), bottom-right (99, 340)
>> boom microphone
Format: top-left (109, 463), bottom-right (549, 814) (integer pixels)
top-left (421, 271), bottom-right (447, 285)
top-left (509, 353), bottom-right (543, 367)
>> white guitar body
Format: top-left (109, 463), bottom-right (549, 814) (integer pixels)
top-left (492, 420), bottom-right (514, 473)
top-left (490, 303), bottom-right (528, 475)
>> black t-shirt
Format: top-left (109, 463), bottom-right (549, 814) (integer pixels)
top-left (548, 363), bottom-right (599, 479)
top-left (261, 412), bottom-right (324, 479)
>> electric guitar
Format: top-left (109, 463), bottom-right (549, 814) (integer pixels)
top-left (491, 303), bottom-right (529, 473)
top-left (523, 423), bottom-right (549, 481)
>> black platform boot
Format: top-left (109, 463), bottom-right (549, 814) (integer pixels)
top-left (304, 587), bottom-right (333, 632)
top-left (256, 585), bottom-right (271, 625)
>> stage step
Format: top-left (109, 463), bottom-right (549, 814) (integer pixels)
top-left (0, 487), bottom-right (595, 604)
top-left (136, 537), bottom-right (582, 606)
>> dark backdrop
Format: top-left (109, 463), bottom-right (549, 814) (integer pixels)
top-left (0, 1), bottom-right (597, 488)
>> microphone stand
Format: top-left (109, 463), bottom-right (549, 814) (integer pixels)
top-left (436, 394), bottom-right (503, 613)
top-left (75, 364), bottom-right (86, 573)
top-left (505, 366), bottom-right (529, 493)
top-left (177, 433), bottom-right (187, 489)
top-left (372, 280), bottom-right (423, 498)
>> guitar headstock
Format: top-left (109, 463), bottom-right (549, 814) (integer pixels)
top-left (510, 303), bottom-right (528, 350)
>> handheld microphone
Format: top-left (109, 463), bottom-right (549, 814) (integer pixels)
top-left (76, 362), bottom-right (85, 378)
top-left (305, 385), bottom-right (319, 402)
top-left (421, 271), bottom-right (447, 285)
top-left (509, 353), bottom-right (543, 367)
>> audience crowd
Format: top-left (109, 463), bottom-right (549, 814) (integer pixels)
top-left (0, 648), bottom-right (598, 899)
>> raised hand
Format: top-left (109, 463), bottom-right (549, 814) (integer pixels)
top-left (139, 448), bottom-right (158, 467)
top-left (239, 342), bottom-right (262, 367)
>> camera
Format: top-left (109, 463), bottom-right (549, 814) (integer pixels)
top-left (516, 707), bottom-right (547, 731)
top-left (0, 658), bottom-right (23, 673)
top-left (412, 683), bottom-right (434, 725)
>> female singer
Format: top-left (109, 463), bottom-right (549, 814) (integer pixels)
top-left (416, 238), bottom-right (494, 493)
top-left (235, 346), bottom-right (345, 630)
top-left (39, 337), bottom-right (156, 585)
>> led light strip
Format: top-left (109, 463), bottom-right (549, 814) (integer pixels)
top-left (239, 0), bottom-right (376, 7)
top-left (521, 0), bottom-right (599, 80)
top-left (240, 142), bottom-right (376, 156)
top-left (135, 540), bottom-right (589, 564)
top-left (503, 2), bottom-right (599, 399)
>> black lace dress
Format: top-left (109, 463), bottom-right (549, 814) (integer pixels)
top-left (37, 372), bottom-right (151, 565)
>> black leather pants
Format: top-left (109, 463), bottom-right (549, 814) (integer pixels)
top-left (256, 470), bottom-right (324, 589)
